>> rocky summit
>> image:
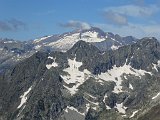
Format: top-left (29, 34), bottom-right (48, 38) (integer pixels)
top-left (0, 35), bottom-right (160, 120)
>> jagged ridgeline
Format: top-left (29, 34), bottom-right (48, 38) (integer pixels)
top-left (0, 27), bottom-right (137, 74)
top-left (1, 37), bottom-right (160, 120)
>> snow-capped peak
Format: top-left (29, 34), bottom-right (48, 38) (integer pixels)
top-left (31, 27), bottom-right (137, 52)
top-left (43, 27), bottom-right (107, 51)
top-left (33, 35), bottom-right (53, 43)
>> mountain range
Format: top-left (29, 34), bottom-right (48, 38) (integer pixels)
top-left (0, 27), bottom-right (160, 120)
top-left (0, 27), bottom-right (137, 73)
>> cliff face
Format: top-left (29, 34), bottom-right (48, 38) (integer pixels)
top-left (0, 38), bottom-right (160, 120)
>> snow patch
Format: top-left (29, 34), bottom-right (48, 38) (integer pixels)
top-left (17, 105), bottom-right (26, 117)
top-left (111, 38), bottom-right (122, 45)
top-left (34, 45), bottom-right (41, 50)
top-left (98, 64), bottom-right (152, 93)
top-left (111, 38), bottom-right (115, 41)
top-left (103, 94), bottom-right (111, 110)
top-left (152, 63), bottom-right (158, 72)
top-left (92, 106), bottom-right (97, 110)
top-left (122, 115), bottom-right (127, 117)
top-left (65, 106), bottom-right (85, 116)
top-left (81, 31), bottom-right (105, 42)
top-left (85, 92), bottom-right (96, 99)
top-left (152, 92), bottom-right (160, 99)
top-left (84, 97), bottom-right (99, 106)
top-left (3, 41), bottom-right (14, 43)
top-left (65, 105), bottom-right (90, 116)
top-left (124, 75), bottom-right (127, 79)
top-left (129, 83), bottom-right (134, 90)
top-left (86, 103), bottom-right (90, 112)
top-left (158, 60), bottom-right (160, 66)
top-left (34, 35), bottom-right (52, 43)
top-left (152, 60), bottom-right (160, 72)
top-left (114, 103), bottom-right (127, 114)
top-left (17, 86), bottom-right (32, 109)
top-left (48, 56), bottom-right (54, 59)
top-left (61, 58), bottom-right (91, 95)
top-left (129, 110), bottom-right (139, 118)
top-left (84, 98), bottom-right (98, 110)
top-left (46, 57), bottom-right (58, 69)
top-left (111, 45), bottom-right (119, 50)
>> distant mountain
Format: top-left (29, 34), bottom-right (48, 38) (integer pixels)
top-left (0, 27), bottom-right (138, 73)
top-left (0, 38), bottom-right (34, 73)
top-left (1, 37), bottom-right (160, 120)
top-left (33, 27), bottom-right (138, 51)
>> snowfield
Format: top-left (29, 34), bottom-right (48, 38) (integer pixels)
top-left (17, 86), bottom-right (32, 109)
top-left (61, 58), bottom-right (91, 95)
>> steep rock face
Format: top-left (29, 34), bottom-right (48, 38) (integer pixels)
top-left (91, 37), bottom-right (160, 74)
top-left (0, 38), bottom-right (160, 120)
top-left (0, 50), bottom-right (69, 120)
top-left (137, 104), bottom-right (160, 120)
top-left (0, 52), bottom-right (48, 119)
top-left (67, 40), bottom-right (101, 60)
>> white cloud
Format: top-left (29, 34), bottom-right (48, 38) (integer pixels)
top-left (59, 20), bottom-right (91, 30)
top-left (100, 4), bottom-right (160, 39)
top-left (94, 23), bottom-right (160, 40)
top-left (102, 4), bottom-right (159, 26)
top-left (0, 19), bottom-right (27, 32)
top-left (103, 11), bottom-right (128, 25)
top-left (104, 4), bottom-right (159, 17)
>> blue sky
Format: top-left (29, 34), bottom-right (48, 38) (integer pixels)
top-left (0, 0), bottom-right (160, 41)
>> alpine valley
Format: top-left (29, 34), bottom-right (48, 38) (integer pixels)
top-left (0, 27), bottom-right (160, 120)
